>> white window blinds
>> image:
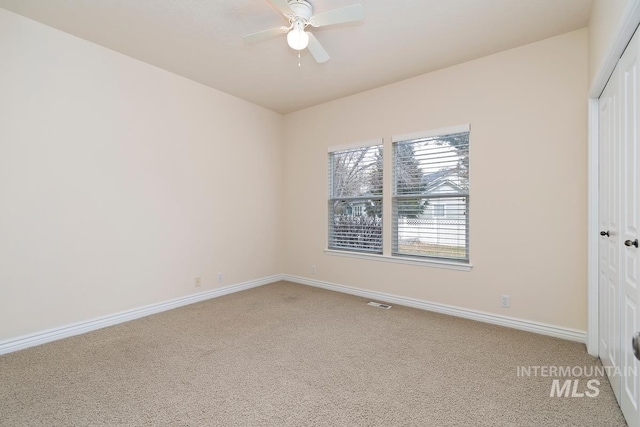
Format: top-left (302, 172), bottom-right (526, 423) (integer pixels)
top-left (328, 144), bottom-right (383, 253)
top-left (392, 129), bottom-right (469, 261)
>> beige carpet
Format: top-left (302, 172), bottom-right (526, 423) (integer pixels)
top-left (0, 281), bottom-right (627, 426)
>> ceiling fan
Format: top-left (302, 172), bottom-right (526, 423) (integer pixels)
top-left (242, 0), bottom-right (365, 64)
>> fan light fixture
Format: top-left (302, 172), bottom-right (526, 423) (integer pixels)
top-left (242, 1), bottom-right (365, 64)
top-left (287, 20), bottom-right (309, 50)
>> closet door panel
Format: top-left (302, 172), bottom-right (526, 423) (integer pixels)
top-left (599, 68), bottom-right (621, 401)
top-left (620, 28), bottom-right (640, 426)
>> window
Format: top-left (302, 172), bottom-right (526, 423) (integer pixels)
top-left (392, 128), bottom-right (469, 262)
top-left (328, 143), bottom-right (383, 253)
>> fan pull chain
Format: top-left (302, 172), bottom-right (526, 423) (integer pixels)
top-left (298, 51), bottom-right (301, 67)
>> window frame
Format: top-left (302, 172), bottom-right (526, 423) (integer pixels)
top-left (325, 129), bottom-right (472, 271)
top-left (327, 139), bottom-right (384, 254)
top-left (391, 125), bottom-right (470, 264)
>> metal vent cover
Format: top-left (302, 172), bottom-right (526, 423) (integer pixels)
top-left (367, 301), bottom-right (392, 309)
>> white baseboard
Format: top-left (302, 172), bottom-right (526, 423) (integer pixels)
top-left (0, 273), bottom-right (586, 356)
top-left (283, 275), bottom-right (586, 343)
top-left (0, 275), bottom-right (282, 355)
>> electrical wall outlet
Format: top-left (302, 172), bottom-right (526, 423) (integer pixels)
top-left (501, 294), bottom-right (510, 308)
top-left (217, 273), bottom-right (223, 283)
top-left (311, 265), bottom-right (316, 275)
top-left (195, 277), bottom-right (201, 287)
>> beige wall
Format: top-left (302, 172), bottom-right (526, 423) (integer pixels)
top-left (283, 29), bottom-right (589, 331)
top-left (0, 9), bottom-right (284, 341)
top-left (588, 0), bottom-right (633, 85)
top-left (0, 5), bottom-right (591, 342)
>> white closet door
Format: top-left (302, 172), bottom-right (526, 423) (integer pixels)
top-left (619, 27), bottom-right (640, 426)
top-left (599, 55), bottom-right (622, 401)
top-left (599, 27), bottom-right (640, 427)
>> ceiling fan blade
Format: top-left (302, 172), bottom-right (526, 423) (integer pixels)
top-left (307, 33), bottom-right (330, 63)
top-left (309, 4), bottom-right (364, 27)
top-left (243, 26), bottom-right (289, 44)
top-left (267, 0), bottom-right (294, 16)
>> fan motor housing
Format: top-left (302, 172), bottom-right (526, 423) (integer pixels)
top-left (288, 0), bottom-right (313, 20)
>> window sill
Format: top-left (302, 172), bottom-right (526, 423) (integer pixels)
top-left (324, 249), bottom-right (473, 271)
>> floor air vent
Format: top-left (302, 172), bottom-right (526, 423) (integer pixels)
top-left (367, 301), bottom-right (392, 309)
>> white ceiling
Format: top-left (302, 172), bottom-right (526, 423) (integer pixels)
top-left (0, 0), bottom-right (594, 114)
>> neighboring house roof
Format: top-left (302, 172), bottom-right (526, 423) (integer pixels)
top-left (422, 169), bottom-right (465, 194)
top-left (426, 180), bottom-right (464, 194)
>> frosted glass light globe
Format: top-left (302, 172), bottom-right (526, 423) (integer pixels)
top-left (287, 28), bottom-right (309, 51)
